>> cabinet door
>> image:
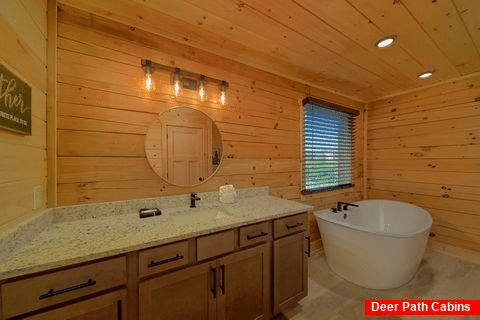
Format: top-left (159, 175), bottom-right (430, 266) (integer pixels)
top-left (273, 232), bottom-right (308, 314)
top-left (217, 243), bottom-right (270, 320)
top-left (23, 289), bottom-right (126, 320)
top-left (139, 261), bottom-right (216, 320)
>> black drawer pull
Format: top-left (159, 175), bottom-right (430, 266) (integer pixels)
top-left (246, 231), bottom-right (269, 240)
top-left (211, 267), bottom-right (217, 298)
top-left (39, 278), bottom-right (96, 300)
top-left (117, 300), bottom-right (123, 320)
top-left (286, 222), bottom-right (303, 230)
top-left (148, 253), bottom-right (184, 268)
top-left (220, 264), bottom-right (225, 295)
top-left (305, 235), bottom-right (311, 257)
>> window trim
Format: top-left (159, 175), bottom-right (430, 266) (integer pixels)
top-left (302, 97), bottom-right (359, 116)
top-left (301, 97), bottom-right (358, 195)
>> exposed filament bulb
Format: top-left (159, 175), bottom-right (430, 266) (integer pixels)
top-left (146, 73), bottom-right (153, 91)
top-left (199, 75), bottom-right (206, 101)
top-left (173, 68), bottom-right (181, 97)
top-left (219, 80), bottom-right (228, 106)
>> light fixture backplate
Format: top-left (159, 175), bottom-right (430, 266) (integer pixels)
top-left (182, 78), bottom-right (198, 90)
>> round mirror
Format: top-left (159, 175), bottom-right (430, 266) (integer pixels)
top-left (145, 107), bottom-right (223, 186)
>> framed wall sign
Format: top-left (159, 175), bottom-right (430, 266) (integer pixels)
top-left (0, 63), bottom-right (32, 135)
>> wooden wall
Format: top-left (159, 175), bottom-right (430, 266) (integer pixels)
top-left (367, 74), bottom-right (480, 253)
top-left (0, 0), bottom-right (48, 232)
top-left (55, 5), bottom-right (364, 243)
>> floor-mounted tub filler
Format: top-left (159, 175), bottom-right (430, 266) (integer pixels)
top-left (314, 200), bottom-right (432, 289)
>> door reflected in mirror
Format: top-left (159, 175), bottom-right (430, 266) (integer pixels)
top-left (145, 107), bottom-right (223, 186)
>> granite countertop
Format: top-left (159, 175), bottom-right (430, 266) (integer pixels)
top-left (0, 195), bottom-right (312, 281)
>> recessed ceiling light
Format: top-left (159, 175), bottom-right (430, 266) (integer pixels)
top-left (417, 71), bottom-right (434, 79)
top-left (375, 36), bottom-right (397, 48)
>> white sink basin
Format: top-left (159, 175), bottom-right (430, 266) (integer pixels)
top-left (165, 206), bottom-right (233, 225)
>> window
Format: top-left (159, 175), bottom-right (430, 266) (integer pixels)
top-left (302, 97), bottom-right (359, 194)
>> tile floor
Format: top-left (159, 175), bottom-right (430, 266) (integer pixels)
top-left (282, 250), bottom-right (480, 319)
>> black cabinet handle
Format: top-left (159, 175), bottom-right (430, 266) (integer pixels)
top-left (210, 267), bottom-right (217, 298)
top-left (39, 278), bottom-right (96, 299)
top-left (246, 231), bottom-right (269, 240)
top-left (286, 222), bottom-right (303, 230)
top-left (147, 253), bottom-right (184, 268)
top-left (220, 265), bottom-right (225, 295)
top-left (117, 300), bottom-right (122, 320)
top-left (305, 235), bottom-right (311, 257)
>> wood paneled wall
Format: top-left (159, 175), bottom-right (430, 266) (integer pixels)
top-left (367, 74), bottom-right (480, 253)
top-left (0, 0), bottom-right (48, 232)
top-left (56, 5), bottom-right (364, 243)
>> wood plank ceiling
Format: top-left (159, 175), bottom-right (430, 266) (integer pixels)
top-left (60, 0), bottom-right (480, 101)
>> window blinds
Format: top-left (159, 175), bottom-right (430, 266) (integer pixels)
top-left (302, 98), bottom-right (359, 194)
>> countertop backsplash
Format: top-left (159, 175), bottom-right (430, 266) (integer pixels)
top-left (53, 186), bottom-right (269, 223)
top-left (0, 209), bottom-right (54, 263)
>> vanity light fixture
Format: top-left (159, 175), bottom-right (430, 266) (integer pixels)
top-left (140, 59), bottom-right (229, 105)
top-left (220, 81), bottom-right (228, 106)
top-left (417, 71), bottom-right (434, 79)
top-left (143, 60), bottom-right (154, 91)
top-left (375, 35), bottom-right (397, 48)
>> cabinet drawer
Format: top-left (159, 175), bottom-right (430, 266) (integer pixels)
top-left (139, 241), bottom-right (190, 277)
top-left (197, 229), bottom-right (235, 261)
top-left (274, 213), bottom-right (308, 238)
top-left (239, 221), bottom-right (272, 248)
top-left (1, 256), bottom-right (127, 318)
top-left (21, 289), bottom-right (127, 320)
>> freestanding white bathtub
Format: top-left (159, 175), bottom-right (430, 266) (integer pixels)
top-left (314, 200), bottom-right (432, 289)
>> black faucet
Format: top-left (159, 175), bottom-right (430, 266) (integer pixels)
top-left (337, 201), bottom-right (359, 212)
top-left (190, 192), bottom-right (201, 208)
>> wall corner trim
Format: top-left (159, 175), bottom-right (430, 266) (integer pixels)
top-left (47, 0), bottom-right (58, 208)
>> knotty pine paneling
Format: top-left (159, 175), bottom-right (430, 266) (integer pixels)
top-left (400, 0), bottom-right (480, 74)
top-left (367, 74), bottom-right (480, 253)
top-left (56, 5), bottom-right (365, 246)
top-left (58, 0), bottom-right (389, 100)
top-left (59, 0), bottom-right (480, 100)
top-left (0, 0), bottom-right (48, 232)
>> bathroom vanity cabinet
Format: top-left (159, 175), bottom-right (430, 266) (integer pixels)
top-left (0, 212), bottom-right (308, 320)
top-left (139, 244), bottom-right (270, 320)
top-left (273, 213), bottom-right (309, 314)
top-left (139, 226), bottom-right (271, 320)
